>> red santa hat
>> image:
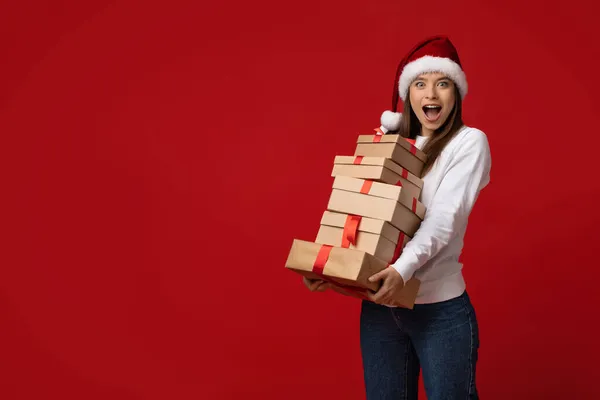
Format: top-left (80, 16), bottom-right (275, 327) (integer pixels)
top-left (380, 35), bottom-right (468, 132)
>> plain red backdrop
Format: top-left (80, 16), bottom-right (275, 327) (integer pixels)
top-left (1, 0), bottom-right (600, 398)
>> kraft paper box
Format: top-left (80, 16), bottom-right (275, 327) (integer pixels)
top-left (331, 155), bottom-right (423, 199)
top-left (328, 278), bottom-right (421, 309)
top-left (285, 239), bottom-right (421, 309)
top-left (354, 134), bottom-right (427, 177)
top-left (327, 176), bottom-right (425, 236)
top-left (315, 210), bottom-right (411, 264)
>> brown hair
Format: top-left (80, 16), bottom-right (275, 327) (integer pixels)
top-left (396, 85), bottom-right (464, 176)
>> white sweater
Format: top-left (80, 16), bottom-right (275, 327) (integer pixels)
top-left (391, 125), bottom-right (492, 304)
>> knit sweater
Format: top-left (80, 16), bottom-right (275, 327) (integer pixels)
top-left (391, 125), bottom-right (492, 304)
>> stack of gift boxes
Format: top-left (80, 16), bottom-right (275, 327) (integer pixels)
top-left (285, 129), bottom-right (428, 309)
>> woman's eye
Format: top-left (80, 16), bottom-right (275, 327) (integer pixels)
top-left (415, 82), bottom-right (424, 88)
top-left (438, 81), bottom-right (448, 87)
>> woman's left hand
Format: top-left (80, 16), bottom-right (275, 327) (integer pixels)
top-left (366, 267), bottom-right (405, 305)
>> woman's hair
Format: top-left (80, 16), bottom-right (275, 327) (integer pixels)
top-left (396, 85), bottom-right (464, 176)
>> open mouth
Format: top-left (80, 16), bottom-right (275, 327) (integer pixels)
top-left (422, 105), bottom-right (442, 122)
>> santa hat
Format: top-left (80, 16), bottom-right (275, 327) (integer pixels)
top-left (380, 35), bottom-right (468, 132)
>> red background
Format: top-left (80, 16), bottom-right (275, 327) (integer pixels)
top-left (1, 0), bottom-right (599, 398)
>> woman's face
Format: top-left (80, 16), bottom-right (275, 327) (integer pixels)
top-left (409, 72), bottom-right (456, 136)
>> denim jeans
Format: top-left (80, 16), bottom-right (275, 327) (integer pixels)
top-left (360, 290), bottom-right (479, 400)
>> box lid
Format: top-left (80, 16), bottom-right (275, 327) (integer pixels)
top-left (332, 176), bottom-right (426, 220)
top-left (320, 210), bottom-right (405, 244)
top-left (356, 134), bottom-right (427, 163)
top-left (285, 239), bottom-right (386, 291)
top-left (333, 155), bottom-right (424, 188)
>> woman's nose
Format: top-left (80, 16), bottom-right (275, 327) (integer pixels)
top-left (425, 87), bottom-right (438, 99)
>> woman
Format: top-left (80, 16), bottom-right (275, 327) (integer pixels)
top-left (305, 36), bottom-right (491, 399)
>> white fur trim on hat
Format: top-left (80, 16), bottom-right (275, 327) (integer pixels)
top-left (398, 55), bottom-right (468, 101)
top-left (380, 110), bottom-right (402, 132)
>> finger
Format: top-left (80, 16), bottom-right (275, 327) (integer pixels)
top-left (305, 280), bottom-right (319, 291)
top-left (370, 289), bottom-right (391, 305)
top-left (312, 280), bottom-right (327, 291)
top-left (304, 277), bottom-right (316, 290)
top-left (315, 282), bottom-right (331, 292)
top-left (381, 294), bottom-right (394, 305)
top-left (369, 291), bottom-right (382, 303)
top-left (376, 276), bottom-right (397, 302)
top-left (366, 290), bottom-right (378, 303)
top-left (368, 268), bottom-right (390, 283)
top-left (370, 287), bottom-right (389, 304)
top-left (311, 280), bottom-right (328, 292)
top-left (369, 274), bottom-right (392, 302)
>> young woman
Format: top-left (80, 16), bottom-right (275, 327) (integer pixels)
top-left (304, 36), bottom-right (492, 399)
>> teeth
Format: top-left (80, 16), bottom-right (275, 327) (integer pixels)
top-left (424, 105), bottom-right (441, 108)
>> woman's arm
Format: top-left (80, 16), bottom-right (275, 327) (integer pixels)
top-left (391, 129), bottom-right (492, 283)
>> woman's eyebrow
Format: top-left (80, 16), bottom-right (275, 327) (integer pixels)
top-left (415, 75), bottom-right (449, 81)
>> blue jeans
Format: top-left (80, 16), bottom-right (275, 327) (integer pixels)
top-left (360, 290), bottom-right (479, 400)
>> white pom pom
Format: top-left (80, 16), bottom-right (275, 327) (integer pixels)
top-left (380, 110), bottom-right (402, 132)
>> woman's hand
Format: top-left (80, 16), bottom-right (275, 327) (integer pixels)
top-left (367, 267), bottom-right (405, 305)
top-left (303, 276), bottom-right (331, 292)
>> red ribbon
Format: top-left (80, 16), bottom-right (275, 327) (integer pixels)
top-left (360, 180), bottom-right (373, 194)
top-left (342, 215), bottom-right (361, 248)
top-left (372, 128), bottom-right (384, 143)
top-left (312, 245), bottom-right (333, 275)
top-left (311, 244), bottom-right (370, 300)
top-left (396, 180), bottom-right (418, 213)
top-left (353, 156), bottom-right (364, 165)
top-left (391, 231), bottom-right (406, 263)
top-left (404, 138), bottom-right (417, 154)
top-left (401, 169), bottom-right (408, 179)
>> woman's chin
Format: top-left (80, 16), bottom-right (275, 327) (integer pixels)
top-left (417, 115), bottom-right (448, 133)
top-left (419, 120), bottom-right (441, 132)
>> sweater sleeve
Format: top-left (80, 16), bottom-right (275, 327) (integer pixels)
top-left (390, 129), bottom-right (492, 283)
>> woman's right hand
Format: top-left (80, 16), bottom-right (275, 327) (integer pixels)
top-left (303, 276), bottom-right (331, 292)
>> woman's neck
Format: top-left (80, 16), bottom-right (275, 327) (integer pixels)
top-left (420, 127), bottom-right (434, 137)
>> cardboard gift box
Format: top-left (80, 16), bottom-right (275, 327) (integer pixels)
top-left (354, 134), bottom-right (427, 177)
top-left (331, 155), bottom-right (423, 200)
top-left (327, 279), bottom-right (421, 309)
top-left (326, 176), bottom-right (426, 236)
top-left (315, 210), bottom-right (411, 264)
top-left (285, 239), bottom-right (421, 309)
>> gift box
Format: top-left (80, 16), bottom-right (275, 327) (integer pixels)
top-left (327, 176), bottom-right (425, 236)
top-left (285, 128), bottom-right (427, 308)
top-left (331, 155), bottom-right (423, 199)
top-left (328, 272), bottom-right (421, 309)
top-left (354, 133), bottom-right (427, 177)
top-left (285, 239), bottom-right (421, 309)
top-left (315, 210), bottom-right (411, 264)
